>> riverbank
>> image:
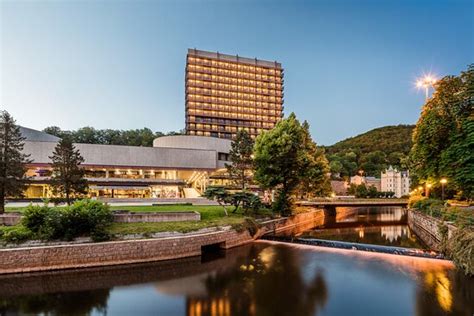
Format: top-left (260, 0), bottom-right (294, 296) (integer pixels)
top-left (408, 208), bottom-right (473, 275)
top-left (0, 209), bottom-right (325, 274)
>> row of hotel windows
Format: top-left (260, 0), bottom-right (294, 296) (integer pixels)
top-left (187, 73), bottom-right (283, 89)
top-left (188, 57), bottom-right (281, 75)
top-left (187, 86), bottom-right (282, 98)
top-left (187, 64), bottom-right (282, 81)
top-left (187, 110), bottom-right (280, 122)
top-left (188, 117), bottom-right (276, 129)
top-left (187, 67), bottom-right (282, 82)
top-left (187, 101), bottom-right (281, 111)
top-left (188, 124), bottom-right (266, 134)
top-left (187, 93), bottom-right (282, 104)
top-left (187, 104), bottom-right (280, 116)
top-left (188, 130), bottom-right (234, 138)
top-left (187, 79), bottom-right (282, 92)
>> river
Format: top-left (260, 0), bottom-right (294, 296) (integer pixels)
top-left (298, 206), bottom-right (426, 249)
top-left (0, 206), bottom-right (472, 315)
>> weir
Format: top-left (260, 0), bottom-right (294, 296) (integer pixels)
top-left (264, 205), bottom-right (443, 259)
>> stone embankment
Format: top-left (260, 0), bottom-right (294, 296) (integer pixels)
top-left (0, 209), bottom-right (324, 274)
top-left (407, 209), bottom-right (457, 251)
top-left (0, 211), bottom-right (201, 226)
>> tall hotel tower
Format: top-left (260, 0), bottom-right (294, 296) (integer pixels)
top-left (185, 49), bottom-right (284, 139)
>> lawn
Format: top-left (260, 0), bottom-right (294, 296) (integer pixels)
top-left (108, 204), bottom-right (247, 235)
top-left (3, 204), bottom-right (249, 237)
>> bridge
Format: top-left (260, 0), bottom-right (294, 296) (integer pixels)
top-left (296, 199), bottom-right (408, 209)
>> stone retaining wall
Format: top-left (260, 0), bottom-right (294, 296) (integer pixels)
top-left (0, 209), bottom-right (323, 274)
top-left (0, 213), bottom-right (21, 226)
top-left (112, 211), bottom-right (200, 223)
top-left (407, 209), bottom-right (457, 251)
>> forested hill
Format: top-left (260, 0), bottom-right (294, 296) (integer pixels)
top-left (324, 125), bottom-right (415, 178)
top-left (326, 125), bottom-right (415, 155)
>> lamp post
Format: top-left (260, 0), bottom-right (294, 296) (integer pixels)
top-left (426, 183), bottom-right (432, 198)
top-left (440, 178), bottom-right (447, 201)
top-left (416, 75), bottom-right (437, 100)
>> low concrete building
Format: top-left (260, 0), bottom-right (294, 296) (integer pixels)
top-left (381, 166), bottom-right (411, 198)
top-left (20, 127), bottom-right (232, 199)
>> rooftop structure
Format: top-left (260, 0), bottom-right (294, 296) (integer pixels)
top-left (185, 49), bottom-right (284, 139)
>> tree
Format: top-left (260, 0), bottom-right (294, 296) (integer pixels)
top-left (203, 187), bottom-right (231, 216)
top-left (296, 121), bottom-right (331, 198)
top-left (49, 137), bottom-right (88, 204)
top-left (0, 111), bottom-right (31, 213)
top-left (254, 113), bottom-right (330, 215)
top-left (410, 65), bottom-right (473, 199)
top-left (226, 129), bottom-right (255, 189)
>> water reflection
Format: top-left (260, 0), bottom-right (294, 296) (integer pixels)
top-left (0, 242), bottom-right (472, 315)
top-left (300, 206), bottom-right (426, 249)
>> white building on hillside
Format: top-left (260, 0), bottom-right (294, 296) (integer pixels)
top-left (381, 166), bottom-right (410, 198)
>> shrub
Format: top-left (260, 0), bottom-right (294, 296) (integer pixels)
top-left (22, 204), bottom-right (63, 240)
top-left (20, 200), bottom-right (113, 242)
top-left (0, 226), bottom-right (34, 244)
top-left (63, 199), bottom-right (113, 241)
top-left (445, 228), bottom-right (474, 276)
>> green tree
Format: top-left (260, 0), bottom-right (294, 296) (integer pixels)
top-left (410, 65), bottom-right (473, 199)
top-left (254, 113), bottom-right (330, 215)
top-left (0, 111), bottom-right (31, 213)
top-left (226, 129), bottom-right (255, 189)
top-left (203, 186), bottom-right (231, 216)
top-left (329, 160), bottom-right (343, 176)
top-left (49, 138), bottom-right (88, 204)
top-left (297, 121), bottom-right (331, 198)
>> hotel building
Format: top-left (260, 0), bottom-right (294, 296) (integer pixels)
top-left (20, 127), bottom-right (232, 200)
top-left (185, 49), bottom-right (284, 139)
top-left (381, 166), bottom-right (411, 198)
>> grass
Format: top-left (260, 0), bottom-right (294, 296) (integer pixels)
top-left (108, 204), bottom-right (247, 235)
top-left (3, 204), bottom-right (249, 237)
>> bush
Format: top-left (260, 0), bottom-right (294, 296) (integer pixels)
top-left (20, 200), bottom-right (113, 242)
top-left (445, 228), bottom-right (474, 276)
top-left (62, 200), bottom-right (113, 241)
top-left (0, 226), bottom-right (34, 244)
top-left (22, 204), bottom-right (63, 240)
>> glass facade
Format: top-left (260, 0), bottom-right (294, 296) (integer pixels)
top-left (185, 49), bottom-right (284, 139)
top-left (23, 166), bottom-right (212, 199)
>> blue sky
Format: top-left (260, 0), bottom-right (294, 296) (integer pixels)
top-left (1, 0), bottom-right (472, 145)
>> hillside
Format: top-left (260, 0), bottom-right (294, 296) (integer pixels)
top-left (324, 125), bottom-right (415, 178)
top-left (326, 125), bottom-right (415, 155)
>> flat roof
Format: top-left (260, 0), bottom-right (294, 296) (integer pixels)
top-left (188, 48), bottom-right (282, 69)
top-left (23, 141), bottom-right (218, 170)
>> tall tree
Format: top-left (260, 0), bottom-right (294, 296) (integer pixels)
top-left (49, 137), bottom-right (88, 204)
top-left (254, 113), bottom-right (329, 215)
top-left (0, 111), bottom-right (31, 213)
top-left (410, 64), bottom-right (474, 199)
top-left (225, 129), bottom-right (255, 189)
top-left (297, 121), bottom-right (331, 199)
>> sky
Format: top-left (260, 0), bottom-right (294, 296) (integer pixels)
top-left (1, 0), bottom-right (473, 145)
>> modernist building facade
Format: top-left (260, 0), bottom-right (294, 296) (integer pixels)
top-left (185, 49), bottom-right (284, 139)
top-left (21, 128), bottom-right (231, 199)
top-left (381, 166), bottom-right (411, 198)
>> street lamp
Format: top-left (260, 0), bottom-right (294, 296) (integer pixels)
top-left (426, 183), bottom-right (432, 198)
top-left (416, 74), bottom-right (437, 100)
top-left (440, 178), bottom-right (447, 201)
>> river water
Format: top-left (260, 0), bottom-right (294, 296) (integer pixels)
top-left (298, 206), bottom-right (426, 249)
top-left (0, 206), bottom-right (472, 315)
top-left (0, 241), bottom-right (472, 315)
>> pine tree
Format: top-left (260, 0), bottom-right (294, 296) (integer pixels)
top-left (225, 129), bottom-right (255, 190)
top-left (0, 111), bottom-right (31, 213)
top-left (49, 137), bottom-right (88, 204)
